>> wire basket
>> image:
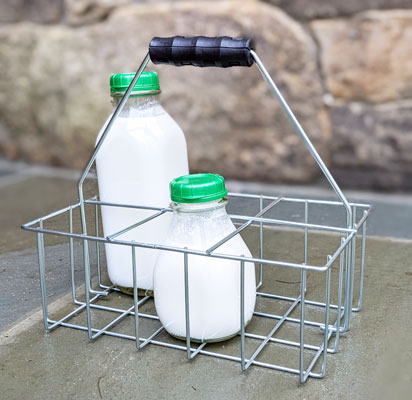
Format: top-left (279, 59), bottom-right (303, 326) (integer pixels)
top-left (22, 36), bottom-right (371, 383)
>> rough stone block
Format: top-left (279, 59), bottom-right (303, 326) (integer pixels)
top-left (0, 1), bottom-right (328, 183)
top-left (65, 0), bottom-right (133, 25)
top-left (266, 0), bottom-right (412, 20)
top-left (312, 10), bottom-right (412, 103)
top-left (330, 100), bottom-right (412, 189)
top-left (0, 0), bottom-right (63, 24)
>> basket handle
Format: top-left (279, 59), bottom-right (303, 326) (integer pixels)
top-left (149, 36), bottom-right (254, 68)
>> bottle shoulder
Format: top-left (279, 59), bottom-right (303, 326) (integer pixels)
top-left (96, 107), bottom-right (186, 144)
top-left (110, 95), bottom-right (167, 118)
top-left (163, 209), bottom-right (251, 256)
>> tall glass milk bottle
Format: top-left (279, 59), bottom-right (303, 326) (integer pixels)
top-left (154, 174), bottom-right (256, 342)
top-left (96, 72), bottom-right (189, 292)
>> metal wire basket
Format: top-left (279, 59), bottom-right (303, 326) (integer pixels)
top-left (22, 36), bottom-right (371, 383)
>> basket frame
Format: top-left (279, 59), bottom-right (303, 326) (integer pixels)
top-left (23, 192), bottom-right (370, 383)
top-left (22, 48), bottom-right (371, 383)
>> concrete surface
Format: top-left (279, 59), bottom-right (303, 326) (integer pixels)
top-left (0, 243), bottom-right (101, 329)
top-left (227, 180), bottom-right (412, 240)
top-left (1, 231), bottom-right (411, 399)
top-left (0, 159), bottom-right (99, 328)
top-left (1, 159), bottom-right (412, 399)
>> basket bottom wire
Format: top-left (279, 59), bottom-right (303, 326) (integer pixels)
top-left (44, 284), bottom-right (346, 382)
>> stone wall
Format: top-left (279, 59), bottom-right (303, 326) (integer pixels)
top-left (0, 0), bottom-right (411, 190)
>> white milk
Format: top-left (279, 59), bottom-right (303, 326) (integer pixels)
top-left (154, 199), bottom-right (256, 342)
top-left (96, 95), bottom-right (188, 290)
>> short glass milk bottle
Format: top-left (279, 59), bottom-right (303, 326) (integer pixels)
top-left (153, 174), bottom-right (256, 342)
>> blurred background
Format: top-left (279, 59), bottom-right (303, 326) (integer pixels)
top-left (0, 0), bottom-right (412, 191)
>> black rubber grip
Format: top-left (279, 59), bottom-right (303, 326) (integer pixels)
top-left (149, 36), bottom-right (254, 68)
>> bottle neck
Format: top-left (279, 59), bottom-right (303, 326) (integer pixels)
top-left (111, 94), bottom-right (163, 117)
top-left (172, 198), bottom-right (227, 214)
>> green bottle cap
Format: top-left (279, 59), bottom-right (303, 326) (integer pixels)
top-left (170, 173), bottom-right (228, 203)
top-left (110, 72), bottom-right (160, 96)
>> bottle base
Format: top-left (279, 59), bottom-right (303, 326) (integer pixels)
top-left (166, 317), bottom-right (253, 343)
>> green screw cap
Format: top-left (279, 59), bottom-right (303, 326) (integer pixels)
top-left (170, 173), bottom-right (228, 203)
top-left (110, 72), bottom-right (160, 94)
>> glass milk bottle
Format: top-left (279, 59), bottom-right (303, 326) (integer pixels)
top-left (95, 72), bottom-right (189, 292)
top-left (154, 174), bottom-right (256, 342)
